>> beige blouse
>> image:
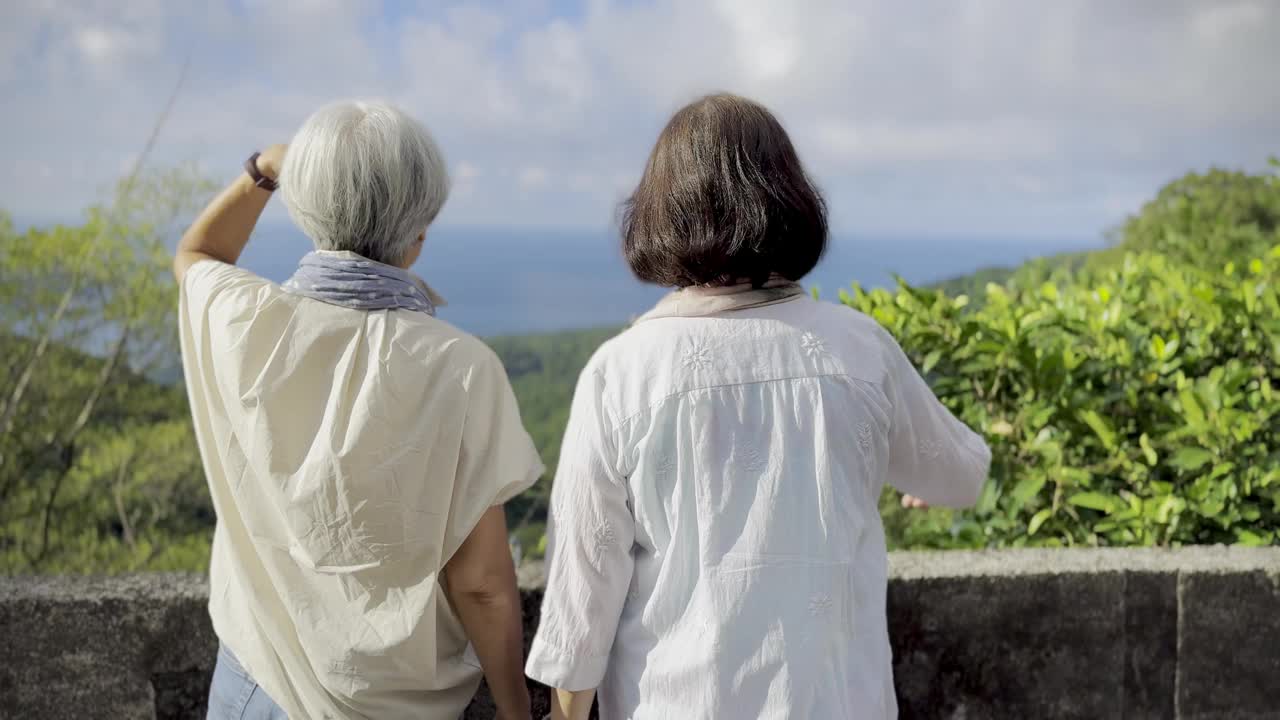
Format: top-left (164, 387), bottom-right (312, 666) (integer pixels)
top-left (179, 260), bottom-right (542, 719)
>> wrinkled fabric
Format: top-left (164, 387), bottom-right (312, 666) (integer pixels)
top-left (283, 250), bottom-right (446, 314)
top-left (179, 260), bottom-right (543, 720)
top-left (526, 291), bottom-right (991, 720)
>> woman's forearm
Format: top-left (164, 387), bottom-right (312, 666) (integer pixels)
top-left (450, 585), bottom-right (531, 720)
top-left (551, 688), bottom-right (596, 720)
top-left (173, 145), bottom-right (284, 283)
top-left (443, 505), bottom-right (531, 719)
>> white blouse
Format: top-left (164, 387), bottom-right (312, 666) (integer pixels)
top-left (179, 261), bottom-right (543, 720)
top-left (526, 290), bottom-right (991, 719)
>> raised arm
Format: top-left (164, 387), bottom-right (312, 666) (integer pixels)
top-left (444, 506), bottom-right (532, 720)
top-left (173, 144), bottom-right (285, 283)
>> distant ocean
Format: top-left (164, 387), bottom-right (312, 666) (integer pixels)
top-left (232, 223), bottom-right (1102, 337)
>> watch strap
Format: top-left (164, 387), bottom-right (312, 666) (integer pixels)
top-left (244, 151), bottom-right (279, 192)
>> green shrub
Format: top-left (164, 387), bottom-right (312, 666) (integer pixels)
top-left (851, 244), bottom-right (1280, 548)
top-left (1116, 161), bottom-right (1280, 263)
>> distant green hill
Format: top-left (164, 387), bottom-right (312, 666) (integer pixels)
top-left (486, 326), bottom-right (620, 541)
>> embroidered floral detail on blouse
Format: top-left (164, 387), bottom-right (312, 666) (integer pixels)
top-left (920, 439), bottom-right (943, 460)
top-left (808, 592), bottom-right (833, 616)
top-left (591, 519), bottom-right (616, 566)
top-left (681, 345), bottom-right (712, 371)
top-left (655, 455), bottom-right (676, 479)
top-left (800, 332), bottom-right (827, 359)
top-left (856, 422), bottom-right (873, 453)
top-left (739, 446), bottom-right (766, 473)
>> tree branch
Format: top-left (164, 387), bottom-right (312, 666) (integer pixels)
top-left (113, 452), bottom-right (139, 550)
top-left (0, 57), bottom-right (189, 462)
top-left (30, 325), bottom-right (130, 567)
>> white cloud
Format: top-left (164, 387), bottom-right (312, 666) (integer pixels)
top-left (518, 166), bottom-right (550, 190)
top-left (813, 119), bottom-right (1056, 165)
top-left (1, 0), bottom-right (1277, 238)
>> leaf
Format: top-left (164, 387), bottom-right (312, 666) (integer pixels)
top-left (1078, 410), bottom-right (1116, 450)
top-left (1151, 334), bottom-right (1166, 360)
top-left (1234, 529), bottom-right (1268, 547)
top-left (975, 478), bottom-right (1000, 515)
top-left (922, 350), bottom-right (942, 374)
top-left (1068, 492), bottom-right (1119, 513)
top-left (1170, 447), bottom-right (1214, 472)
top-left (1027, 508), bottom-right (1053, 536)
top-left (989, 419), bottom-right (1014, 437)
top-left (1009, 475), bottom-right (1047, 510)
top-left (1058, 467), bottom-right (1093, 486)
top-left (1179, 389), bottom-right (1206, 428)
top-left (1139, 433), bottom-right (1158, 466)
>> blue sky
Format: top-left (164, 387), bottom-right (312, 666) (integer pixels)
top-left (2, 0), bottom-right (1278, 243)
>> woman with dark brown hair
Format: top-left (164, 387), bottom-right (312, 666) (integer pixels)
top-left (526, 93), bottom-right (990, 719)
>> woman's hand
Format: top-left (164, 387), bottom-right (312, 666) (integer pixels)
top-left (900, 494), bottom-right (929, 509)
top-left (551, 688), bottom-right (596, 720)
top-left (172, 142), bottom-right (287, 282)
top-left (255, 143), bottom-right (288, 180)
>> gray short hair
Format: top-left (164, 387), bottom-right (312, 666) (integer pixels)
top-left (280, 101), bottom-right (449, 265)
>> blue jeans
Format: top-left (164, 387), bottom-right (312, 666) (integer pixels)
top-left (207, 644), bottom-right (288, 720)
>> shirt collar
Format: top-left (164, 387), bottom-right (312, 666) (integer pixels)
top-left (635, 279), bottom-right (806, 323)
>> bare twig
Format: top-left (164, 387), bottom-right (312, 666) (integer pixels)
top-left (30, 325), bottom-right (131, 566)
top-left (0, 56), bottom-right (190, 461)
top-left (113, 451), bottom-right (139, 549)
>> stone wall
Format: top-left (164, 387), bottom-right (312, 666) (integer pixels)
top-left (2, 547), bottom-right (1278, 719)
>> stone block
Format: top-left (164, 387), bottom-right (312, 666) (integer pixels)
top-left (0, 573), bottom-right (215, 720)
top-left (1177, 565), bottom-right (1280, 720)
top-left (890, 571), bottom-right (1128, 719)
top-left (1120, 571), bottom-right (1178, 720)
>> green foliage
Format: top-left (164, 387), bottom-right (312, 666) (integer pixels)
top-left (1114, 161), bottom-right (1280, 263)
top-left (0, 166), bottom-right (217, 573)
top-left (851, 243), bottom-right (1280, 547)
top-left (488, 327), bottom-right (619, 531)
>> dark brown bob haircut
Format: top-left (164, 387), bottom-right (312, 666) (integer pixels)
top-left (622, 93), bottom-right (828, 288)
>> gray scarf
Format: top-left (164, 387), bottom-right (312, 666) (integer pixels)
top-left (282, 250), bottom-right (446, 314)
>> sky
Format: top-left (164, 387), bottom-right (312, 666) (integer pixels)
top-left (2, 0), bottom-right (1278, 243)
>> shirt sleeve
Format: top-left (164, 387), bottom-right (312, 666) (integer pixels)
top-left (444, 343), bottom-right (545, 560)
top-left (180, 259), bottom-right (264, 313)
top-left (525, 366), bottom-right (634, 691)
top-left (882, 330), bottom-right (991, 508)
top-left (178, 259), bottom-right (273, 389)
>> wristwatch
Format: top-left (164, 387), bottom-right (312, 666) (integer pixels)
top-left (244, 151), bottom-right (279, 192)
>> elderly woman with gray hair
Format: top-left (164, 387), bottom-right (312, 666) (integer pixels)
top-left (175, 102), bottom-right (542, 720)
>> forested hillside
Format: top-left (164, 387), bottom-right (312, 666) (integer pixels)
top-left (2, 162), bottom-right (1275, 573)
top-left (487, 327), bottom-right (620, 552)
